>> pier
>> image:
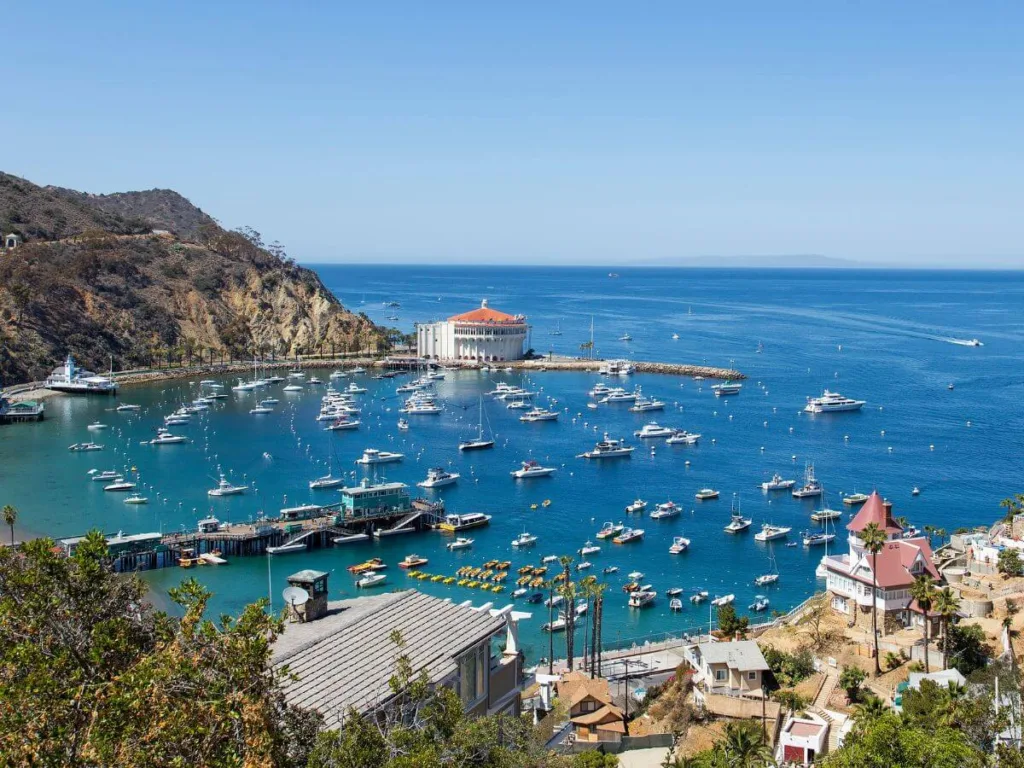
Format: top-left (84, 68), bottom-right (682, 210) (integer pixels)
top-left (62, 498), bottom-right (447, 573)
top-left (0, 396), bottom-right (44, 424)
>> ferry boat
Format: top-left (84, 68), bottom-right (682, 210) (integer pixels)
top-left (578, 434), bottom-right (635, 459)
top-left (711, 381), bottom-right (742, 397)
top-left (792, 464), bottom-right (823, 498)
top-left (612, 527), bottom-right (645, 544)
top-left (511, 531), bottom-right (538, 548)
top-left (628, 589), bottom-right (656, 608)
top-left (650, 501), bottom-right (681, 520)
top-left (519, 407), bottom-right (559, 422)
top-left (804, 389), bottom-right (866, 414)
top-left (440, 513), bottom-right (492, 532)
top-left (842, 492), bottom-right (870, 506)
top-left (634, 423), bottom-right (674, 439)
top-left (669, 536), bottom-right (691, 554)
top-left (355, 448), bottom-right (404, 465)
top-left (596, 521), bottom-right (625, 539)
top-left (695, 488), bottom-right (719, 500)
top-left (510, 460), bottom-right (557, 479)
top-left (625, 499), bottom-right (648, 514)
top-left (666, 430), bottom-right (701, 445)
top-left (45, 355), bottom-right (117, 395)
top-left (417, 467), bottom-right (460, 488)
top-left (69, 442), bottom-right (104, 452)
top-left (446, 537), bottom-right (474, 550)
top-left (208, 474), bottom-right (248, 496)
top-left (761, 473), bottom-right (795, 491)
top-left (754, 523), bottom-right (791, 542)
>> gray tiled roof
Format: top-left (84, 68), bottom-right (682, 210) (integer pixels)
top-left (272, 590), bottom-right (505, 727)
top-left (698, 640), bottom-right (770, 672)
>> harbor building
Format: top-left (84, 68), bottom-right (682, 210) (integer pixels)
top-left (271, 589), bottom-right (529, 726)
top-left (416, 299), bottom-right (528, 362)
top-left (821, 492), bottom-right (941, 636)
top-left (339, 478), bottom-right (411, 520)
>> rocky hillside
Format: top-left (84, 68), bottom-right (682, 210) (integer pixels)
top-left (0, 173), bottom-right (384, 384)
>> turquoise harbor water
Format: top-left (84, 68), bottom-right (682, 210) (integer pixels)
top-left (3, 267), bottom-right (1023, 660)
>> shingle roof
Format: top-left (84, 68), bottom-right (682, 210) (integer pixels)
top-left (698, 640), bottom-right (770, 672)
top-left (848, 492), bottom-right (903, 534)
top-left (272, 590), bottom-right (505, 727)
top-left (849, 537), bottom-right (940, 589)
top-left (572, 704), bottom-right (626, 730)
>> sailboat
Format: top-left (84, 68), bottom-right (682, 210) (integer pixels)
top-left (309, 443), bottom-right (344, 489)
top-left (550, 319), bottom-right (562, 336)
top-left (754, 544), bottom-right (780, 586)
top-left (459, 396), bottom-right (495, 451)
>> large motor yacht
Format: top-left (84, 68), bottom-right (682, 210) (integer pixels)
top-left (634, 423), bottom-right (674, 439)
top-left (417, 467), bottom-right (460, 488)
top-left (577, 434), bottom-right (635, 459)
top-left (510, 460), bottom-right (557, 479)
top-left (207, 474), bottom-right (249, 496)
top-left (804, 389), bottom-right (866, 414)
top-left (355, 448), bottom-right (404, 465)
top-left (792, 463), bottom-right (823, 498)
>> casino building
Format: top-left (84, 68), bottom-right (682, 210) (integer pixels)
top-left (416, 300), bottom-right (528, 362)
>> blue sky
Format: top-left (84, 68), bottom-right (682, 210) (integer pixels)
top-left (3, 2), bottom-right (1023, 266)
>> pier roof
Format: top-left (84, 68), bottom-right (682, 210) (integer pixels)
top-left (271, 590), bottom-right (505, 726)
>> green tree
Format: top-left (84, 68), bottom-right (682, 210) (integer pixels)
top-left (998, 547), bottom-right (1023, 577)
top-left (943, 623), bottom-right (989, 675)
top-left (823, 711), bottom-right (985, 767)
top-left (999, 493), bottom-right (1024, 522)
top-left (716, 720), bottom-right (775, 767)
top-left (0, 532), bottom-right (316, 766)
top-left (574, 751), bottom-right (619, 768)
top-left (932, 587), bottom-right (960, 670)
top-left (852, 695), bottom-right (889, 731)
top-left (558, 557), bottom-right (576, 670)
top-left (717, 603), bottom-right (750, 639)
top-left (839, 666), bottom-right (868, 703)
top-left (1, 504), bottom-right (16, 546)
top-left (910, 574), bottom-right (937, 673)
top-left (860, 521), bottom-right (888, 676)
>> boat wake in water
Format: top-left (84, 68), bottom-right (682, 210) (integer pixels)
top-left (944, 337), bottom-right (984, 347)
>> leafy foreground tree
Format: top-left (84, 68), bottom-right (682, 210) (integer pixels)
top-left (0, 532), bottom-right (318, 767)
top-left (685, 721), bottom-right (775, 767)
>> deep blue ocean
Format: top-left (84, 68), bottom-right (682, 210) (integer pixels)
top-left (3, 266), bottom-right (1023, 659)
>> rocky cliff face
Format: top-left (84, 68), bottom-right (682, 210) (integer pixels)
top-left (0, 173), bottom-right (383, 384)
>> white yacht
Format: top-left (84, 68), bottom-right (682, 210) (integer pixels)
top-left (356, 571), bottom-right (387, 589)
top-left (711, 380), bottom-right (742, 396)
top-left (579, 541), bottom-right (601, 556)
top-left (598, 359), bottom-right (635, 376)
top-left (650, 501), bottom-right (681, 519)
top-left (761, 473), bottom-right (796, 491)
top-left (401, 399), bottom-right (442, 415)
top-left (666, 429), bottom-right (701, 445)
top-left (711, 594), bottom-right (734, 607)
top-left (324, 417), bottom-right (360, 431)
top-left (459, 397), bottom-right (495, 451)
top-left (208, 474), bottom-right (248, 496)
top-left (625, 499), bottom-right (648, 514)
top-left (577, 434), bottom-right (635, 459)
top-left (804, 389), bottom-right (866, 414)
top-left (695, 488), bottom-right (720, 500)
top-left (123, 494), bottom-right (149, 505)
top-left (628, 589), bottom-right (657, 608)
top-left (283, 384), bottom-right (304, 392)
top-left (600, 388), bottom-right (639, 403)
top-left (346, 383), bottom-right (368, 394)
top-left (669, 536), bottom-right (691, 554)
top-left (724, 511), bottom-right (752, 534)
top-left (397, 418), bottom-right (409, 431)
top-left (670, 598), bottom-right (683, 612)
top-left (115, 403), bottom-right (141, 412)
top-left (690, 591), bottom-right (709, 604)
top-left (803, 531), bottom-right (836, 547)
top-left (634, 422), bottom-right (674, 439)
top-left (87, 421), bottom-right (108, 431)
top-left (510, 460), bottom-right (557, 479)
top-left (792, 464), bottom-right (823, 498)
top-left (350, 366), bottom-right (367, 374)
top-left (629, 396), bottom-right (665, 413)
top-left (596, 521), bottom-right (625, 540)
top-left (810, 507), bottom-right (843, 522)
top-left (417, 467), bottom-right (460, 488)
top-left (519, 407), bottom-right (559, 422)
top-left (446, 537), bottom-right (474, 551)
top-left (749, 595), bottom-right (770, 612)
top-left (754, 523), bottom-right (792, 542)
top-left (612, 527), bottom-right (645, 544)
top-left (103, 478), bottom-right (136, 492)
top-left (511, 531), bottom-right (538, 548)
top-left (309, 473), bottom-right (345, 490)
top-left (89, 469), bottom-right (121, 482)
top-left (249, 405), bottom-right (274, 414)
top-left (355, 448), bottom-right (404, 465)
top-left (45, 355), bottom-right (117, 394)
top-left (589, 383), bottom-right (612, 397)
top-left (147, 429), bottom-right (187, 445)
top-left (69, 442), bottom-right (104, 452)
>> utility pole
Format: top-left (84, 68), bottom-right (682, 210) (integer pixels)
top-left (548, 581), bottom-right (555, 676)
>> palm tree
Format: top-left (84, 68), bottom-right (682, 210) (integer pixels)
top-left (933, 587), bottom-right (960, 670)
top-left (718, 721), bottom-right (775, 767)
top-left (2, 504), bottom-right (16, 546)
top-left (860, 522), bottom-right (888, 676)
top-left (577, 578), bottom-right (593, 673)
top-left (910, 574), bottom-right (937, 673)
top-left (852, 695), bottom-right (889, 731)
top-left (590, 581), bottom-right (608, 678)
top-left (557, 562), bottom-right (576, 671)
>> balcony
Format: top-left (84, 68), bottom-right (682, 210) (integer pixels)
top-left (488, 655), bottom-right (522, 713)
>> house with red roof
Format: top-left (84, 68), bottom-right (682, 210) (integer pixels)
top-left (416, 299), bottom-right (529, 362)
top-left (821, 492), bottom-right (941, 637)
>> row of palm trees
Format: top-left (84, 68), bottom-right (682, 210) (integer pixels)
top-left (546, 555), bottom-right (609, 679)
top-left (861, 521), bottom-right (960, 675)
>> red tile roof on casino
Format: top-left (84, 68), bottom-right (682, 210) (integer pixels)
top-left (448, 300), bottom-right (523, 324)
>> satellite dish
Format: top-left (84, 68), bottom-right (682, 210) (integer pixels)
top-left (282, 586), bottom-right (310, 606)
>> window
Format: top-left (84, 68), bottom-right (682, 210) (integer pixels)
top-left (715, 669), bottom-right (727, 682)
top-left (748, 671), bottom-right (757, 680)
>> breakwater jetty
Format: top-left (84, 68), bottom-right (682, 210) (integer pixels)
top-left (510, 358), bottom-right (743, 379)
